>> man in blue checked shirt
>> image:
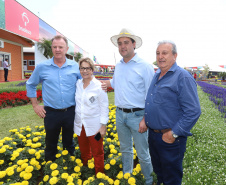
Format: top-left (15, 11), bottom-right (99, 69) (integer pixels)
top-left (26, 35), bottom-right (81, 162)
top-left (145, 40), bottom-right (201, 185)
top-left (104, 28), bottom-right (155, 185)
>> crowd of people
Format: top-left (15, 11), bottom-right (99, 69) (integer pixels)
top-left (26, 29), bottom-right (201, 185)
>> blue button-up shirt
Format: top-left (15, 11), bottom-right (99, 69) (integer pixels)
top-left (110, 54), bottom-right (155, 108)
top-left (26, 57), bottom-right (81, 109)
top-left (145, 63), bottom-right (201, 137)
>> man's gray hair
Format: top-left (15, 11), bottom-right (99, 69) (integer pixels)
top-left (158, 40), bottom-right (177, 54)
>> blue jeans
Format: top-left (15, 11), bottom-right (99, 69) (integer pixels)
top-left (149, 129), bottom-right (187, 185)
top-left (116, 108), bottom-right (153, 185)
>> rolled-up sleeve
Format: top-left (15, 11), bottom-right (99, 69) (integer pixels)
top-left (26, 66), bottom-right (41, 98)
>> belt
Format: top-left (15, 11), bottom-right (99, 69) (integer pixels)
top-left (117, 107), bottom-right (144, 113)
top-left (152, 128), bottom-right (171, 134)
top-left (45, 106), bottom-right (74, 112)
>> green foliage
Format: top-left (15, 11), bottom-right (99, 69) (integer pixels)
top-left (74, 52), bottom-right (83, 62)
top-left (37, 38), bottom-right (53, 59)
top-left (202, 64), bottom-right (210, 79)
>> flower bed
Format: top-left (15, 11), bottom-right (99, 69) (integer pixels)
top-left (0, 90), bottom-right (42, 109)
top-left (0, 105), bottom-right (146, 185)
top-left (197, 81), bottom-right (226, 118)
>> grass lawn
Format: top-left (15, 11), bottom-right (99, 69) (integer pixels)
top-left (0, 92), bottom-right (115, 139)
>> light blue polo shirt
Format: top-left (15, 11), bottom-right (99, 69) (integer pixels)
top-left (110, 54), bottom-right (155, 109)
top-left (26, 57), bottom-right (81, 109)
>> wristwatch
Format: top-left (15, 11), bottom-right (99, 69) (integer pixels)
top-left (172, 131), bottom-right (178, 138)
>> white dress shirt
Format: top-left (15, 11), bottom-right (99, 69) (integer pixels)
top-left (74, 77), bottom-right (109, 137)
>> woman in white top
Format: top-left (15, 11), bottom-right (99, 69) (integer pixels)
top-left (74, 57), bottom-right (109, 174)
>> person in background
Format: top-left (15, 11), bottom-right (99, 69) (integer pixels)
top-left (103, 28), bottom-right (154, 185)
top-left (74, 57), bottom-right (109, 174)
top-left (26, 35), bottom-right (81, 162)
top-left (145, 40), bottom-right (201, 185)
top-left (3, 58), bottom-right (11, 82)
top-left (194, 72), bottom-right (197, 80)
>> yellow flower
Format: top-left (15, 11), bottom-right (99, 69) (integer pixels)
top-left (56, 154), bottom-right (61, 158)
top-left (43, 175), bottom-right (49, 182)
top-left (17, 160), bottom-right (24, 166)
top-left (117, 172), bottom-right (123, 179)
top-left (50, 163), bottom-right (58, 170)
top-left (49, 177), bottom-right (58, 185)
top-left (108, 178), bottom-right (114, 184)
top-left (104, 164), bottom-right (110, 170)
top-left (96, 172), bottom-right (103, 179)
top-left (74, 166), bottom-right (80, 172)
top-left (114, 179), bottom-right (120, 185)
top-left (63, 167), bottom-right (68, 170)
top-left (124, 173), bottom-right (130, 179)
top-left (99, 183), bottom-right (104, 185)
top-left (76, 158), bottom-right (82, 164)
top-left (0, 160), bottom-right (4, 165)
top-left (62, 150), bottom-right (68, 155)
top-left (20, 171), bottom-right (26, 178)
top-left (128, 177), bottom-right (136, 184)
top-left (0, 171), bottom-right (6, 178)
top-left (21, 181), bottom-right (29, 185)
top-left (7, 170), bottom-right (14, 176)
top-left (110, 159), bottom-right (116, 165)
top-left (23, 172), bottom-right (32, 180)
top-left (68, 183), bottom-right (74, 185)
top-left (67, 176), bottom-right (73, 182)
top-left (88, 163), bottom-right (94, 169)
top-left (28, 149), bottom-right (36, 155)
top-left (21, 163), bottom-right (28, 169)
top-left (0, 147), bottom-right (6, 153)
top-left (51, 170), bottom-right (59, 177)
top-left (33, 137), bottom-right (39, 142)
top-left (61, 173), bottom-right (68, 179)
top-left (25, 166), bottom-right (34, 173)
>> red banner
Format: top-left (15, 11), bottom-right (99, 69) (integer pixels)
top-left (5, 0), bottom-right (39, 41)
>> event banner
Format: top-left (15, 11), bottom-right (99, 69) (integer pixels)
top-left (5, 0), bottom-right (39, 41)
top-left (0, 0), bottom-right (5, 29)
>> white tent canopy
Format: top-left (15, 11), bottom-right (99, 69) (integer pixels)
top-left (209, 65), bottom-right (226, 72)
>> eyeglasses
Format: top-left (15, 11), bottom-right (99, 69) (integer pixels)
top-left (79, 67), bottom-right (92, 71)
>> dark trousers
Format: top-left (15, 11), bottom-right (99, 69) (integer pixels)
top-left (149, 129), bottom-right (187, 185)
top-left (44, 106), bottom-right (75, 161)
top-left (4, 68), bottom-right (8, 81)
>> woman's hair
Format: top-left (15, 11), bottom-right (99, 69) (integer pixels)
top-left (78, 57), bottom-right (94, 71)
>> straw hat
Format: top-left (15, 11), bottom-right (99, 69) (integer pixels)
top-left (110, 28), bottom-right (142, 49)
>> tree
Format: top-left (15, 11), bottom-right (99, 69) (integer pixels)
top-left (74, 52), bottom-right (83, 62)
top-left (153, 61), bottom-right (158, 66)
top-left (37, 38), bottom-right (53, 59)
top-left (202, 64), bottom-right (210, 79)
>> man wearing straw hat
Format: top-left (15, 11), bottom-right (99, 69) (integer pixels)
top-left (104, 28), bottom-right (154, 184)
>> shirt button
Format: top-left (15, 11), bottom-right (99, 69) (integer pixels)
top-left (147, 122), bottom-right (148, 124)
top-left (155, 84), bottom-right (157, 86)
top-left (147, 103), bottom-right (149, 105)
top-left (151, 94), bottom-right (153, 95)
top-left (145, 113), bottom-right (147, 115)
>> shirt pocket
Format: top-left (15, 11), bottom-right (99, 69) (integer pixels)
top-left (85, 93), bottom-right (98, 107)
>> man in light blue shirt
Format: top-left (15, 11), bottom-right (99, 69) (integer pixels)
top-left (145, 40), bottom-right (201, 185)
top-left (26, 35), bottom-right (81, 161)
top-left (105, 28), bottom-right (155, 185)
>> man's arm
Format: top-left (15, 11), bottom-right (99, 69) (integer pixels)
top-left (30, 97), bottom-right (46, 118)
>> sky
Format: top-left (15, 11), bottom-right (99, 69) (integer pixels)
top-left (16, 0), bottom-right (226, 68)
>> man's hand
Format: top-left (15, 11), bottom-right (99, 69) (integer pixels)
top-left (138, 117), bottom-right (148, 133)
top-left (100, 81), bottom-right (107, 92)
top-left (97, 124), bottom-right (107, 138)
top-left (162, 130), bottom-right (175, 144)
top-left (33, 105), bottom-right (46, 118)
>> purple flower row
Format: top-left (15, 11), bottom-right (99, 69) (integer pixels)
top-left (197, 81), bottom-right (226, 118)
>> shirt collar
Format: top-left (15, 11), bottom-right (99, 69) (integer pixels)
top-left (120, 53), bottom-right (139, 63)
top-left (47, 57), bottom-right (72, 67)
